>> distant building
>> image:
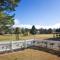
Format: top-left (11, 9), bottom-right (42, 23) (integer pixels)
top-left (53, 32), bottom-right (60, 38)
top-left (36, 30), bottom-right (40, 34)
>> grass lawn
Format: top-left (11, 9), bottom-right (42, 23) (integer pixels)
top-left (0, 49), bottom-right (60, 60)
top-left (0, 34), bottom-right (53, 41)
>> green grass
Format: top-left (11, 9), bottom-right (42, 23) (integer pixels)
top-left (0, 34), bottom-right (53, 41)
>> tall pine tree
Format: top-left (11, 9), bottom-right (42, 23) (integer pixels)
top-left (30, 25), bottom-right (36, 35)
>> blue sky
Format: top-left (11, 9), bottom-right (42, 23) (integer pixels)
top-left (13, 0), bottom-right (60, 29)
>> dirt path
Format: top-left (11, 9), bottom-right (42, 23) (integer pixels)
top-left (0, 49), bottom-right (60, 60)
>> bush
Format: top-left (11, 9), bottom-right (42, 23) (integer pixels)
top-left (23, 32), bottom-right (28, 36)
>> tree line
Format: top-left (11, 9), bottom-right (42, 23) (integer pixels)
top-left (0, 25), bottom-right (59, 35)
top-left (0, 24), bottom-right (60, 35)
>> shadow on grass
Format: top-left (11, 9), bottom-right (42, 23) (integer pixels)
top-left (0, 48), bottom-right (25, 54)
top-left (30, 46), bottom-right (60, 57)
top-left (46, 38), bottom-right (60, 41)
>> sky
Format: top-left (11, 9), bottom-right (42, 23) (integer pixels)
top-left (13, 0), bottom-right (60, 29)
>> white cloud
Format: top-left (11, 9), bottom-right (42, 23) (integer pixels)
top-left (14, 19), bottom-right (20, 25)
top-left (52, 23), bottom-right (60, 29)
top-left (13, 24), bottom-right (32, 29)
top-left (13, 19), bottom-right (60, 29)
top-left (13, 19), bottom-right (32, 28)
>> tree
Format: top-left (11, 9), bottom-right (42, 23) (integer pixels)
top-left (39, 28), bottom-right (48, 34)
top-left (0, 0), bottom-right (20, 12)
top-left (56, 28), bottom-right (60, 32)
top-left (30, 25), bottom-right (37, 35)
top-left (39, 28), bottom-right (52, 34)
top-left (21, 28), bottom-right (25, 34)
top-left (47, 28), bottom-right (52, 34)
top-left (21, 28), bottom-right (30, 36)
top-left (56, 28), bottom-right (60, 38)
top-left (15, 27), bottom-right (20, 40)
top-left (0, 13), bottom-right (14, 26)
top-left (0, 0), bottom-right (20, 34)
top-left (0, 13), bottom-right (14, 34)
